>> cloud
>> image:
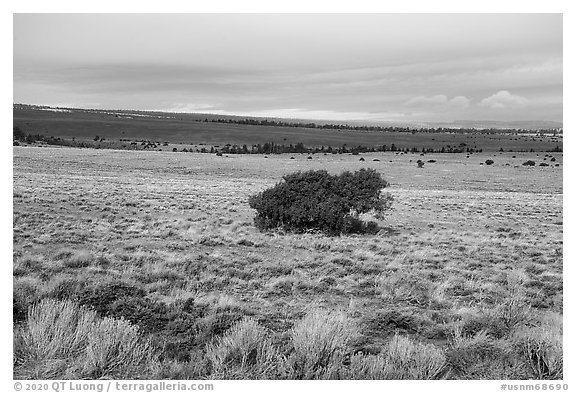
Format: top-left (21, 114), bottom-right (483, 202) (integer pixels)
top-left (404, 95), bottom-right (471, 109)
top-left (157, 103), bottom-right (218, 113)
top-left (448, 96), bottom-right (472, 109)
top-left (479, 90), bottom-right (529, 109)
top-left (218, 108), bottom-right (407, 121)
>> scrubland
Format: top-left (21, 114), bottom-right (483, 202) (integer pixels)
top-left (13, 147), bottom-right (563, 379)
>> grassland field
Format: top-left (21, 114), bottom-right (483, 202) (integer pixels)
top-left (13, 106), bottom-right (562, 152)
top-left (13, 145), bottom-right (563, 379)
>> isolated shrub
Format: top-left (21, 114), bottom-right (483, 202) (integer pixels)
top-left (523, 160), bottom-right (536, 166)
top-left (485, 159), bottom-right (494, 165)
top-left (248, 169), bottom-right (392, 235)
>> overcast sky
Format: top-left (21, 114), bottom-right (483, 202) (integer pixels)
top-left (13, 13), bottom-right (562, 123)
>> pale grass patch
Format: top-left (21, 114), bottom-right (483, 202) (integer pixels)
top-left (408, 248), bottom-right (435, 262)
top-left (84, 317), bottom-right (153, 378)
top-left (445, 326), bottom-right (530, 379)
top-left (16, 254), bottom-right (45, 271)
top-left (153, 287), bottom-right (197, 306)
top-left (383, 334), bottom-right (446, 379)
top-left (23, 299), bottom-right (97, 361)
top-left (182, 224), bottom-right (207, 242)
top-left (326, 334), bottom-right (445, 380)
top-left (429, 280), bottom-right (451, 306)
top-left (351, 249), bottom-right (379, 262)
top-left (506, 268), bottom-right (530, 289)
top-left (265, 275), bottom-right (297, 292)
top-left (384, 254), bottom-right (406, 270)
top-left (287, 308), bottom-right (359, 379)
top-left (195, 293), bottom-right (243, 310)
top-left (14, 299), bottom-right (155, 379)
top-left (205, 318), bottom-right (279, 379)
top-left (377, 271), bottom-right (434, 306)
top-left (513, 312), bottom-right (563, 379)
top-left (338, 353), bottom-right (388, 379)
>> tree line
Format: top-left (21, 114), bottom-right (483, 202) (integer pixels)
top-left (214, 142), bottom-right (483, 155)
top-left (13, 126), bottom-right (562, 154)
top-left (202, 117), bottom-right (562, 136)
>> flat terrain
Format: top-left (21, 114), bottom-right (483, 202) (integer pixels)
top-left (13, 146), bottom-right (563, 379)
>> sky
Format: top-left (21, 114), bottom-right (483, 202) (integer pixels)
top-left (13, 13), bottom-right (563, 123)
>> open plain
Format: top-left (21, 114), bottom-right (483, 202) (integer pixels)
top-left (13, 146), bottom-right (563, 379)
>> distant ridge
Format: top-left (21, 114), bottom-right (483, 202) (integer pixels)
top-left (13, 104), bottom-right (562, 131)
top-left (441, 119), bottom-right (563, 130)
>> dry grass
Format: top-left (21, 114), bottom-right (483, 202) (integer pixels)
top-left (287, 309), bottom-right (359, 379)
top-left (205, 317), bottom-right (279, 379)
top-left (13, 146), bottom-right (563, 379)
top-left (14, 299), bottom-right (155, 379)
top-left (513, 313), bottom-right (563, 379)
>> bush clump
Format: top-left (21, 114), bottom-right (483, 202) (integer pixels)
top-left (14, 299), bottom-right (154, 379)
top-left (523, 160), bottom-right (536, 166)
top-left (205, 317), bottom-right (280, 379)
top-left (248, 169), bottom-right (392, 235)
top-left (287, 309), bottom-right (359, 379)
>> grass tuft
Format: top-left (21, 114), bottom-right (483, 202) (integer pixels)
top-left (286, 309), bottom-right (359, 379)
top-left (205, 317), bottom-right (279, 379)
